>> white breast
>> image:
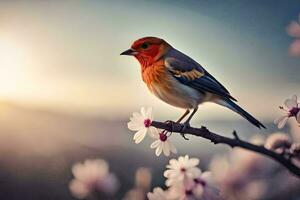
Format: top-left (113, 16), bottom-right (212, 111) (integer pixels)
top-left (150, 76), bottom-right (204, 109)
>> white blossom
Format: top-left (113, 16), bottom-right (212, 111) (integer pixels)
top-left (128, 107), bottom-right (157, 143)
top-left (150, 128), bottom-right (177, 157)
top-left (164, 155), bottom-right (201, 187)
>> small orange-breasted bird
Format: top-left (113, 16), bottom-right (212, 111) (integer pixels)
top-left (121, 37), bottom-right (265, 131)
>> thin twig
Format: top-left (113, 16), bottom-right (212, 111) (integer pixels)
top-left (232, 130), bottom-right (240, 140)
top-left (151, 121), bottom-right (300, 178)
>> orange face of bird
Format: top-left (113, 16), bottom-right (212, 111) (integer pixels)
top-left (121, 37), bottom-right (170, 67)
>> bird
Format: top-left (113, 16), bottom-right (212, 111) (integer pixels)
top-left (121, 36), bottom-right (265, 136)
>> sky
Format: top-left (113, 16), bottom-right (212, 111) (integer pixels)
top-left (0, 0), bottom-right (299, 121)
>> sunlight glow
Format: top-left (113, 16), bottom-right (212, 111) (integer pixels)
top-left (0, 37), bottom-right (28, 99)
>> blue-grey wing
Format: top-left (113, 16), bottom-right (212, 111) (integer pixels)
top-left (165, 48), bottom-right (236, 101)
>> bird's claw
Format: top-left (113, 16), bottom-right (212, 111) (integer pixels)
top-left (180, 133), bottom-right (189, 140)
top-left (162, 120), bottom-right (190, 140)
top-left (180, 122), bottom-right (190, 140)
top-left (162, 120), bottom-right (175, 135)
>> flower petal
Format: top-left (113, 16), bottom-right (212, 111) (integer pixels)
top-left (69, 179), bottom-right (90, 199)
top-left (193, 185), bottom-right (204, 198)
top-left (127, 121), bottom-right (143, 131)
top-left (169, 142), bottom-right (178, 154)
top-left (141, 107), bottom-right (146, 118)
top-left (148, 126), bottom-right (159, 138)
top-left (132, 112), bottom-right (143, 121)
top-left (168, 159), bottom-right (180, 170)
top-left (297, 111), bottom-right (300, 123)
top-left (274, 115), bottom-right (285, 124)
top-left (188, 167), bottom-right (202, 178)
top-left (131, 113), bottom-right (144, 124)
top-left (147, 187), bottom-right (166, 200)
top-left (292, 94), bottom-right (298, 102)
top-left (162, 142), bottom-right (170, 156)
top-left (165, 178), bottom-right (177, 187)
top-left (189, 158), bottom-right (200, 167)
top-left (150, 140), bottom-right (161, 149)
top-left (145, 107), bottom-right (153, 120)
top-left (274, 115), bottom-right (289, 129)
top-left (163, 169), bottom-right (173, 178)
top-left (284, 97), bottom-right (297, 109)
top-left (178, 156), bottom-right (185, 164)
top-left (133, 128), bottom-right (147, 144)
top-left (155, 144), bottom-right (163, 156)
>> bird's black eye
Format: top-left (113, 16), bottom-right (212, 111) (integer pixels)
top-left (140, 43), bottom-right (149, 49)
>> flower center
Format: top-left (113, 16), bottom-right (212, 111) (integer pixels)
top-left (159, 133), bottom-right (168, 142)
top-left (185, 190), bottom-right (193, 196)
top-left (180, 167), bottom-right (186, 172)
top-left (144, 119), bottom-right (151, 127)
top-left (289, 107), bottom-right (300, 117)
top-left (194, 178), bottom-right (206, 186)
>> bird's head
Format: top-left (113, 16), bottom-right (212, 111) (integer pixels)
top-left (121, 37), bottom-right (171, 67)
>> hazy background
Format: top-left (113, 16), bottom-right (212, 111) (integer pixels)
top-left (0, 0), bottom-right (299, 199)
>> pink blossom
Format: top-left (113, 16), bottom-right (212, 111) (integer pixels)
top-left (286, 21), bottom-right (300, 37)
top-left (69, 159), bottom-right (119, 199)
top-left (274, 95), bottom-right (300, 129)
top-left (289, 40), bottom-right (300, 57)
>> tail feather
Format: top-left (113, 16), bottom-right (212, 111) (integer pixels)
top-left (216, 99), bottom-right (266, 129)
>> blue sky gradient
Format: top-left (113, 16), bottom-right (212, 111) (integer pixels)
top-left (0, 0), bottom-right (299, 122)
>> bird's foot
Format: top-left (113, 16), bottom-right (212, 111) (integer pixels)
top-left (180, 122), bottom-right (190, 140)
top-left (162, 120), bottom-right (175, 136)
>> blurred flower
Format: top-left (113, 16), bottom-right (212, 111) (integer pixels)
top-left (289, 40), bottom-right (300, 57)
top-left (209, 151), bottom-right (269, 200)
top-left (135, 167), bottom-right (152, 191)
top-left (194, 172), bottom-right (221, 200)
top-left (69, 159), bottom-right (119, 199)
top-left (287, 19), bottom-right (300, 37)
top-left (209, 155), bottom-right (229, 184)
top-left (289, 119), bottom-right (300, 142)
top-left (264, 133), bottom-right (292, 153)
top-left (209, 134), bottom-right (300, 200)
top-left (290, 143), bottom-right (300, 156)
top-left (150, 129), bottom-right (177, 157)
top-left (274, 95), bottom-right (300, 129)
top-left (97, 173), bottom-right (119, 194)
top-left (123, 167), bottom-right (152, 200)
top-left (286, 14), bottom-right (300, 57)
top-left (164, 155), bottom-right (201, 187)
top-left (147, 187), bottom-right (168, 200)
top-left (69, 179), bottom-right (90, 199)
top-left (167, 168), bottom-right (221, 200)
top-left (209, 135), bottom-right (275, 200)
top-left (128, 107), bottom-right (157, 143)
top-left (167, 184), bottom-right (190, 200)
top-left (148, 156), bottom-right (221, 200)
top-left (123, 188), bottom-right (145, 200)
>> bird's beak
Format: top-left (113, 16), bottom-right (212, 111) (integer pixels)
top-left (120, 49), bottom-right (138, 56)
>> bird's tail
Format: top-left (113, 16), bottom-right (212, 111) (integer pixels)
top-left (215, 99), bottom-right (266, 129)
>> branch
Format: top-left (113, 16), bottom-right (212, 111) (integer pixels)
top-left (151, 121), bottom-right (300, 178)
